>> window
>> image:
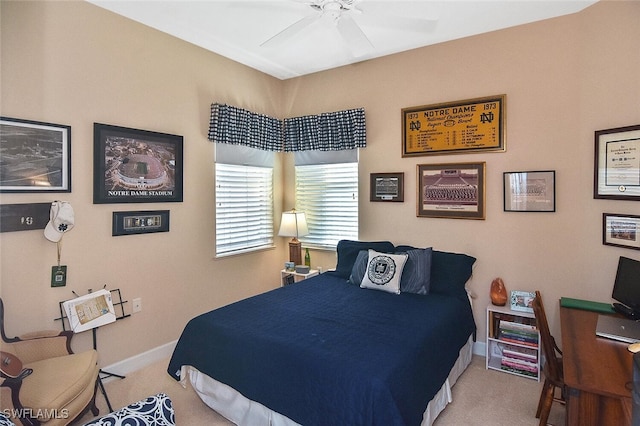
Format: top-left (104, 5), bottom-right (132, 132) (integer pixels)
top-left (215, 144), bottom-right (274, 256)
top-left (295, 150), bottom-right (358, 249)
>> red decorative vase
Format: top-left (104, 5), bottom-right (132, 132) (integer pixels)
top-left (490, 278), bottom-right (507, 306)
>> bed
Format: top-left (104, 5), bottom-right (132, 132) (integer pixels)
top-left (168, 241), bottom-right (476, 426)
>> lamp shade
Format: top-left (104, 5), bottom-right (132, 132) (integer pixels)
top-left (278, 210), bottom-right (309, 239)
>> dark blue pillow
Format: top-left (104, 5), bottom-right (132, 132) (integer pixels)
top-left (348, 250), bottom-right (369, 286)
top-left (430, 250), bottom-right (476, 299)
top-left (334, 240), bottom-right (394, 279)
top-left (399, 248), bottom-right (433, 295)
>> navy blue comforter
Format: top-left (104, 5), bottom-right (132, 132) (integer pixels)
top-left (168, 273), bottom-right (475, 426)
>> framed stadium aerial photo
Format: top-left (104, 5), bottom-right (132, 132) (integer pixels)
top-left (0, 116), bottom-right (71, 193)
top-left (417, 162), bottom-right (486, 219)
top-left (93, 123), bottom-right (183, 204)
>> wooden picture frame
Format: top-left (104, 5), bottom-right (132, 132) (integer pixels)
top-left (402, 95), bottom-right (506, 157)
top-left (93, 123), bottom-right (183, 204)
top-left (0, 117), bottom-right (71, 192)
top-left (370, 172), bottom-right (404, 202)
top-left (594, 124), bottom-right (640, 200)
top-left (417, 162), bottom-right (485, 219)
top-left (603, 213), bottom-right (640, 251)
top-left (112, 210), bottom-right (170, 236)
top-left (503, 170), bottom-right (556, 212)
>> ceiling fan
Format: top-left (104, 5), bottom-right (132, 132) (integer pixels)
top-left (260, 0), bottom-right (438, 57)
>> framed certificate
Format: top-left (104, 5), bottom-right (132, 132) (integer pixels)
top-left (594, 124), bottom-right (640, 200)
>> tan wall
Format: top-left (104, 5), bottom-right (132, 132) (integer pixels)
top-left (1, 0), bottom-right (639, 367)
top-left (0, 0), bottom-right (287, 365)
top-left (283, 0), bottom-right (640, 342)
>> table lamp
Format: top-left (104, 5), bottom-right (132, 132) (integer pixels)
top-left (278, 209), bottom-right (309, 265)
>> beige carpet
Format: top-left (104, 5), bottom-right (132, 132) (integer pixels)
top-left (78, 355), bottom-right (564, 425)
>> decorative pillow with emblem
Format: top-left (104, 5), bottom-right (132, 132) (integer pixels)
top-left (360, 250), bottom-right (408, 294)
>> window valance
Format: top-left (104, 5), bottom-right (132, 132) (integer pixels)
top-left (208, 103), bottom-right (283, 151)
top-left (208, 103), bottom-right (366, 152)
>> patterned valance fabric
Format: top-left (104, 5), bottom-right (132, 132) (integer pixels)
top-left (283, 108), bottom-right (366, 152)
top-left (208, 103), bottom-right (283, 151)
top-left (208, 103), bottom-right (366, 152)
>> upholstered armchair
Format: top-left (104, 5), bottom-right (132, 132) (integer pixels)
top-left (0, 298), bottom-right (100, 426)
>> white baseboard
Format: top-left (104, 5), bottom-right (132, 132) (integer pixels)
top-left (101, 338), bottom-right (486, 384)
top-left (101, 340), bottom-right (177, 383)
top-left (472, 340), bottom-right (486, 357)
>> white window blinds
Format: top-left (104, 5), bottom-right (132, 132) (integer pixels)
top-left (295, 154), bottom-right (358, 249)
top-left (215, 144), bottom-right (274, 256)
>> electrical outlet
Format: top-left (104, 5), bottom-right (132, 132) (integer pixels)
top-left (132, 297), bottom-right (142, 313)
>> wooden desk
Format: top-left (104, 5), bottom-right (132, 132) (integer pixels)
top-left (560, 306), bottom-right (633, 425)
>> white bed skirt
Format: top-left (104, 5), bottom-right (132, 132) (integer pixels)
top-left (179, 334), bottom-right (474, 426)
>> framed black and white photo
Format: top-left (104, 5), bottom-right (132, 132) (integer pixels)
top-left (594, 124), bottom-right (640, 201)
top-left (93, 123), bottom-right (183, 204)
top-left (417, 162), bottom-right (485, 219)
top-left (504, 170), bottom-right (556, 212)
top-left (603, 213), bottom-right (640, 251)
top-left (0, 117), bottom-right (71, 192)
top-left (370, 172), bottom-right (404, 202)
top-left (112, 210), bottom-right (170, 236)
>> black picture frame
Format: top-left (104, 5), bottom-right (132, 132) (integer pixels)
top-left (503, 170), bottom-right (556, 212)
top-left (0, 116), bottom-right (71, 193)
top-left (594, 124), bottom-right (640, 201)
top-left (370, 172), bottom-right (404, 202)
top-left (603, 213), bottom-right (640, 251)
top-left (93, 123), bottom-right (183, 204)
top-left (112, 210), bottom-right (170, 236)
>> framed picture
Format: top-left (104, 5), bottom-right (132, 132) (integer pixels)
top-left (510, 291), bottom-right (535, 313)
top-left (603, 213), bottom-right (640, 251)
top-left (402, 95), bottom-right (505, 157)
top-left (112, 210), bottom-right (170, 236)
top-left (594, 124), bottom-right (640, 200)
top-left (0, 117), bottom-right (71, 192)
top-left (370, 172), bottom-right (404, 202)
top-left (93, 123), bottom-right (183, 204)
top-left (417, 162), bottom-right (485, 219)
top-left (503, 170), bottom-right (556, 212)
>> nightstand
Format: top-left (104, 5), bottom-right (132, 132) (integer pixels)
top-left (281, 269), bottom-right (319, 286)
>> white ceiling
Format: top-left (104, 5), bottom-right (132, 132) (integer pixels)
top-left (87, 0), bottom-right (598, 80)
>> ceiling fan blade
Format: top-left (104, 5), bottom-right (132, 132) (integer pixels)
top-left (336, 14), bottom-right (373, 57)
top-left (261, 14), bottom-right (319, 48)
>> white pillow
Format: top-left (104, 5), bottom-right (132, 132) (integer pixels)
top-left (360, 249), bottom-right (408, 294)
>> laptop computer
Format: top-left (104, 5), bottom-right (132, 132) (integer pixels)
top-left (596, 314), bottom-right (640, 344)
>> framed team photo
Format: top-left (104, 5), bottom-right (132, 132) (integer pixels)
top-left (417, 162), bottom-right (485, 219)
